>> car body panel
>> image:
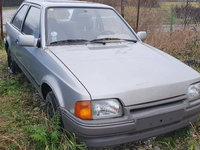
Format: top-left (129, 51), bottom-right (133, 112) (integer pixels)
top-left (5, 24), bottom-right (91, 112)
top-left (50, 42), bottom-right (200, 106)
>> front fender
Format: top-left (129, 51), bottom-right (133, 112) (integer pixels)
top-left (41, 75), bottom-right (64, 107)
top-left (41, 73), bottom-right (91, 113)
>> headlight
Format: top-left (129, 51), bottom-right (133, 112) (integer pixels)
top-left (91, 99), bottom-right (123, 119)
top-left (75, 99), bottom-right (123, 120)
top-left (187, 83), bottom-right (200, 101)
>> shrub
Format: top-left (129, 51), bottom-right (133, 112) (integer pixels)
top-left (146, 29), bottom-right (200, 66)
top-left (140, 0), bottom-right (160, 8)
top-left (173, 5), bottom-right (200, 23)
top-left (22, 113), bottom-right (86, 150)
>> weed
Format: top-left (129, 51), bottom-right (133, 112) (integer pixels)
top-left (0, 77), bottom-right (21, 96)
top-left (0, 135), bottom-right (23, 150)
top-left (0, 49), bottom-right (86, 150)
top-left (22, 113), bottom-right (86, 150)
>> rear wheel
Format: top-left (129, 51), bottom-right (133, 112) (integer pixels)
top-left (7, 52), bottom-right (20, 74)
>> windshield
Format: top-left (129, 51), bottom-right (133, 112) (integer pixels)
top-left (46, 7), bottom-right (138, 45)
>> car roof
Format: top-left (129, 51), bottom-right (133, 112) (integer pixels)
top-left (24, 0), bottom-right (111, 8)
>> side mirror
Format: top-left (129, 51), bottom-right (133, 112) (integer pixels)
top-left (137, 31), bottom-right (147, 41)
top-left (17, 35), bottom-right (38, 47)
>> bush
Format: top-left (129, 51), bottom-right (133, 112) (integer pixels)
top-left (173, 5), bottom-right (200, 23)
top-left (22, 113), bottom-right (86, 150)
top-left (146, 29), bottom-right (200, 64)
top-left (140, 0), bottom-right (160, 8)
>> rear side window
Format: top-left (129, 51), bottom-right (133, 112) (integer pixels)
top-left (12, 5), bottom-right (29, 30)
top-left (22, 7), bottom-right (41, 38)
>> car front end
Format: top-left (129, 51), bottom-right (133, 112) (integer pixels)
top-left (58, 80), bottom-right (200, 147)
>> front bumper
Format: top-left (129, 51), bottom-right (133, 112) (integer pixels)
top-left (61, 95), bottom-right (200, 147)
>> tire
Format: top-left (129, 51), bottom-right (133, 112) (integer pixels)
top-left (45, 91), bottom-right (64, 129)
top-left (7, 52), bottom-right (20, 74)
top-left (45, 91), bottom-right (60, 119)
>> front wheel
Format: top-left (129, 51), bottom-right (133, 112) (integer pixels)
top-left (45, 91), bottom-right (64, 129)
top-left (45, 91), bottom-right (58, 118)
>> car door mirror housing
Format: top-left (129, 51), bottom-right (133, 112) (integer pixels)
top-left (137, 31), bottom-right (147, 41)
top-left (17, 35), bottom-right (38, 47)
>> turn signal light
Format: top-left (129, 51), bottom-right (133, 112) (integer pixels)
top-left (75, 101), bottom-right (92, 120)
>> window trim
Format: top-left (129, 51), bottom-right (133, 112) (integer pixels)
top-left (11, 4), bottom-right (30, 31)
top-left (21, 5), bottom-right (42, 39)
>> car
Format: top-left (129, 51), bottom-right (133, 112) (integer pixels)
top-left (4, 0), bottom-right (200, 148)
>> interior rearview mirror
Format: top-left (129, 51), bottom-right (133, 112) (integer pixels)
top-left (17, 35), bottom-right (38, 47)
top-left (137, 31), bottom-right (147, 41)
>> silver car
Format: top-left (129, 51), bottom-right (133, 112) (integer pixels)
top-left (5, 0), bottom-right (200, 147)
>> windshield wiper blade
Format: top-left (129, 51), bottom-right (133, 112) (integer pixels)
top-left (90, 38), bottom-right (137, 43)
top-left (50, 38), bottom-right (137, 45)
top-left (121, 39), bottom-right (138, 43)
top-left (90, 38), bottom-right (121, 43)
top-left (50, 39), bottom-right (89, 45)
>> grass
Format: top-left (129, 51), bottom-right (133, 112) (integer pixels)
top-left (2, 7), bottom-right (18, 10)
top-left (0, 49), bottom-right (86, 150)
top-left (160, 2), bottom-right (200, 12)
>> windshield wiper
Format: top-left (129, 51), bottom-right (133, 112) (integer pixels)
top-left (50, 38), bottom-right (137, 45)
top-left (122, 39), bottom-right (138, 43)
top-left (50, 39), bottom-right (89, 45)
top-left (90, 38), bottom-right (137, 43)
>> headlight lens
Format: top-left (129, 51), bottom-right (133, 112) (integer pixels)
top-left (187, 83), bottom-right (200, 101)
top-left (91, 99), bottom-right (123, 119)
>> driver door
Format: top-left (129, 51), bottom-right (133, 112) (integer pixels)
top-left (19, 6), bottom-right (41, 87)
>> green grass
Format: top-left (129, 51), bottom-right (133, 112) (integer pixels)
top-left (3, 7), bottom-right (18, 10)
top-left (0, 49), bottom-right (86, 150)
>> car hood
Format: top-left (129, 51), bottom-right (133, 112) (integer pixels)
top-left (49, 42), bottom-right (200, 106)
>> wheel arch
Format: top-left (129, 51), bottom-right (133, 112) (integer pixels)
top-left (41, 83), bottom-right (52, 100)
top-left (40, 76), bottom-right (64, 107)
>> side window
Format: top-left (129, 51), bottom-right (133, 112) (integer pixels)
top-left (22, 7), bottom-right (41, 38)
top-left (12, 5), bottom-right (29, 30)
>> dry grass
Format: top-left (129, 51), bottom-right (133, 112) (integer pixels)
top-left (146, 29), bottom-right (200, 62)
